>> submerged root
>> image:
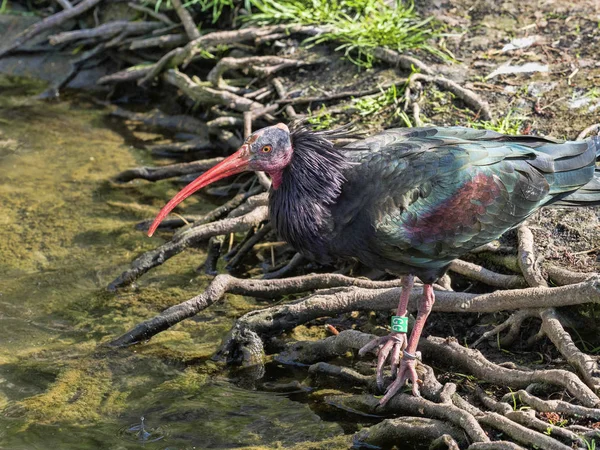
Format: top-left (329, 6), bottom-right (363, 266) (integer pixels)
top-left (353, 417), bottom-right (467, 449)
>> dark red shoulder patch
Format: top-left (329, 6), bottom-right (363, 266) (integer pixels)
top-left (404, 173), bottom-right (502, 242)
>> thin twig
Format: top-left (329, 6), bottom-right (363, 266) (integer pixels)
top-left (49, 21), bottom-right (163, 45)
top-left (127, 2), bottom-right (174, 25)
top-left (279, 78), bottom-right (409, 105)
top-left (272, 77), bottom-right (298, 119)
top-left (0, 0), bottom-right (104, 58)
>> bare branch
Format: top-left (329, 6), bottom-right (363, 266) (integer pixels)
top-left (49, 21), bottom-right (163, 45)
top-left (127, 2), bottom-right (175, 25)
top-left (170, 0), bottom-right (200, 40)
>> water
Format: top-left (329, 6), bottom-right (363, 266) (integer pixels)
top-left (0, 76), bottom-right (345, 449)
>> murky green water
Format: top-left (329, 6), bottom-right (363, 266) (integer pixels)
top-left (0, 76), bottom-right (346, 449)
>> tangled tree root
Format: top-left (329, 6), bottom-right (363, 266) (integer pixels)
top-left (10, 2), bottom-right (599, 447)
top-left (277, 329), bottom-right (600, 448)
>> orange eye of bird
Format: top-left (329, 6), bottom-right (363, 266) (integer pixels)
top-left (261, 145), bottom-right (272, 153)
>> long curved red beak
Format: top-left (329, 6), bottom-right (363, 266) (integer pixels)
top-left (147, 145), bottom-right (251, 237)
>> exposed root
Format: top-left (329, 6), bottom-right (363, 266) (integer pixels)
top-left (353, 417), bottom-right (467, 449)
top-left (411, 73), bottom-right (493, 121)
top-left (413, 101), bottom-right (424, 127)
top-left (500, 389), bottom-right (600, 420)
top-left (517, 225), bottom-right (548, 288)
top-left (539, 308), bottom-right (599, 390)
top-left (372, 47), bottom-right (435, 75)
top-left (467, 443), bottom-right (526, 450)
top-left (472, 309), bottom-right (538, 348)
top-left (515, 225), bottom-right (599, 389)
top-left (476, 388), bottom-right (584, 447)
top-left (108, 275), bottom-right (406, 347)
top-left (278, 78), bottom-right (409, 106)
top-left (263, 253), bottom-right (305, 279)
top-left (111, 273), bottom-right (600, 348)
top-left (201, 235), bottom-right (224, 275)
top-left (471, 242), bottom-right (503, 253)
top-left (577, 123), bottom-right (600, 140)
top-left (0, 0), bottom-right (104, 58)
top-left (477, 413), bottom-right (572, 450)
top-left (481, 253), bottom-right (595, 286)
top-left (421, 336), bottom-right (600, 407)
top-left (449, 259), bottom-right (527, 289)
top-left (131, 25), bottom-right (326, 86)
top-left (545, 264), bottom-right (595, 285)
top-left (274, 329), bottom-right (598, 447)
top-left (225, 223), bottom-right (272, 270)
top-left (163, 70), bottom-right (265, 112)
top-left (114, 157), bottom-right (223, 183)
top-left (97, 65), bottom-right (153, 85)
top-left (48, 21), bottom-right (163, 45)
top-left (278, 329), bottom-right (375, 365)
top-left (107, 205), bottom-right (269, 290)
top-left (329, 392), bottom-right (489, 443)
top-left (308, 361), bottom-right (378, 392)
top-left (272, 78), bottom-right (298, 119)
top-left (224, 281), bottom-right (600, 347)
top-left (136, 188), bottom-right (264, 232)
top-left (223, 192), bottom-right (269, 218)
top-left (170, 0), bottom-right (200, 41)
top-left (129, 34), bottom-right (187, 51)
top-left (430, 434), bottom-right (462, 450)
top-left (207, 56), bottom-right (317, 90)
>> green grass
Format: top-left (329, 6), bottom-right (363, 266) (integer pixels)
top-left (152, 0), bottom-right (444, 67)
top-left (351, 83), bottom-right (414, 125)
top-left (583, 437), bottom-right (597, 450)
top-left (307, 105), bottom-right (337, 130)
top-left (469, 110), bottom-right (527, 135)
top-left (247, 0), bottom-right (444, 67)
top-left (353, 84), bottom-right (404, 116)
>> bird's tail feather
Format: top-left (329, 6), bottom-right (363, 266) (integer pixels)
top-left (552, 136), bottom-right (600, 206)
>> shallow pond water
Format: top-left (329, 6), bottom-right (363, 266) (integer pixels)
top-left (0, 76), bottom-right (347, 449)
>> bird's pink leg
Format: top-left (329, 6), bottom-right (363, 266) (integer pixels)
top-left (380, 284), bottom-right (435, 405)
top-left (358, 274), bottom-right (414, 388)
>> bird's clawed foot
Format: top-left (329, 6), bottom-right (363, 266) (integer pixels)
top-left (358, 332), bottom-right (407, 388)
top-left (379, 357), bottom-right (420, 406)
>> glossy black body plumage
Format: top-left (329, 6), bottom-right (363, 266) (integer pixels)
top-left (269, 126), bottom-right (600, 283)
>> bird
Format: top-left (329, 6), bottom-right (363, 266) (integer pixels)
top-left (147, 123), bottom-right (600, 405)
